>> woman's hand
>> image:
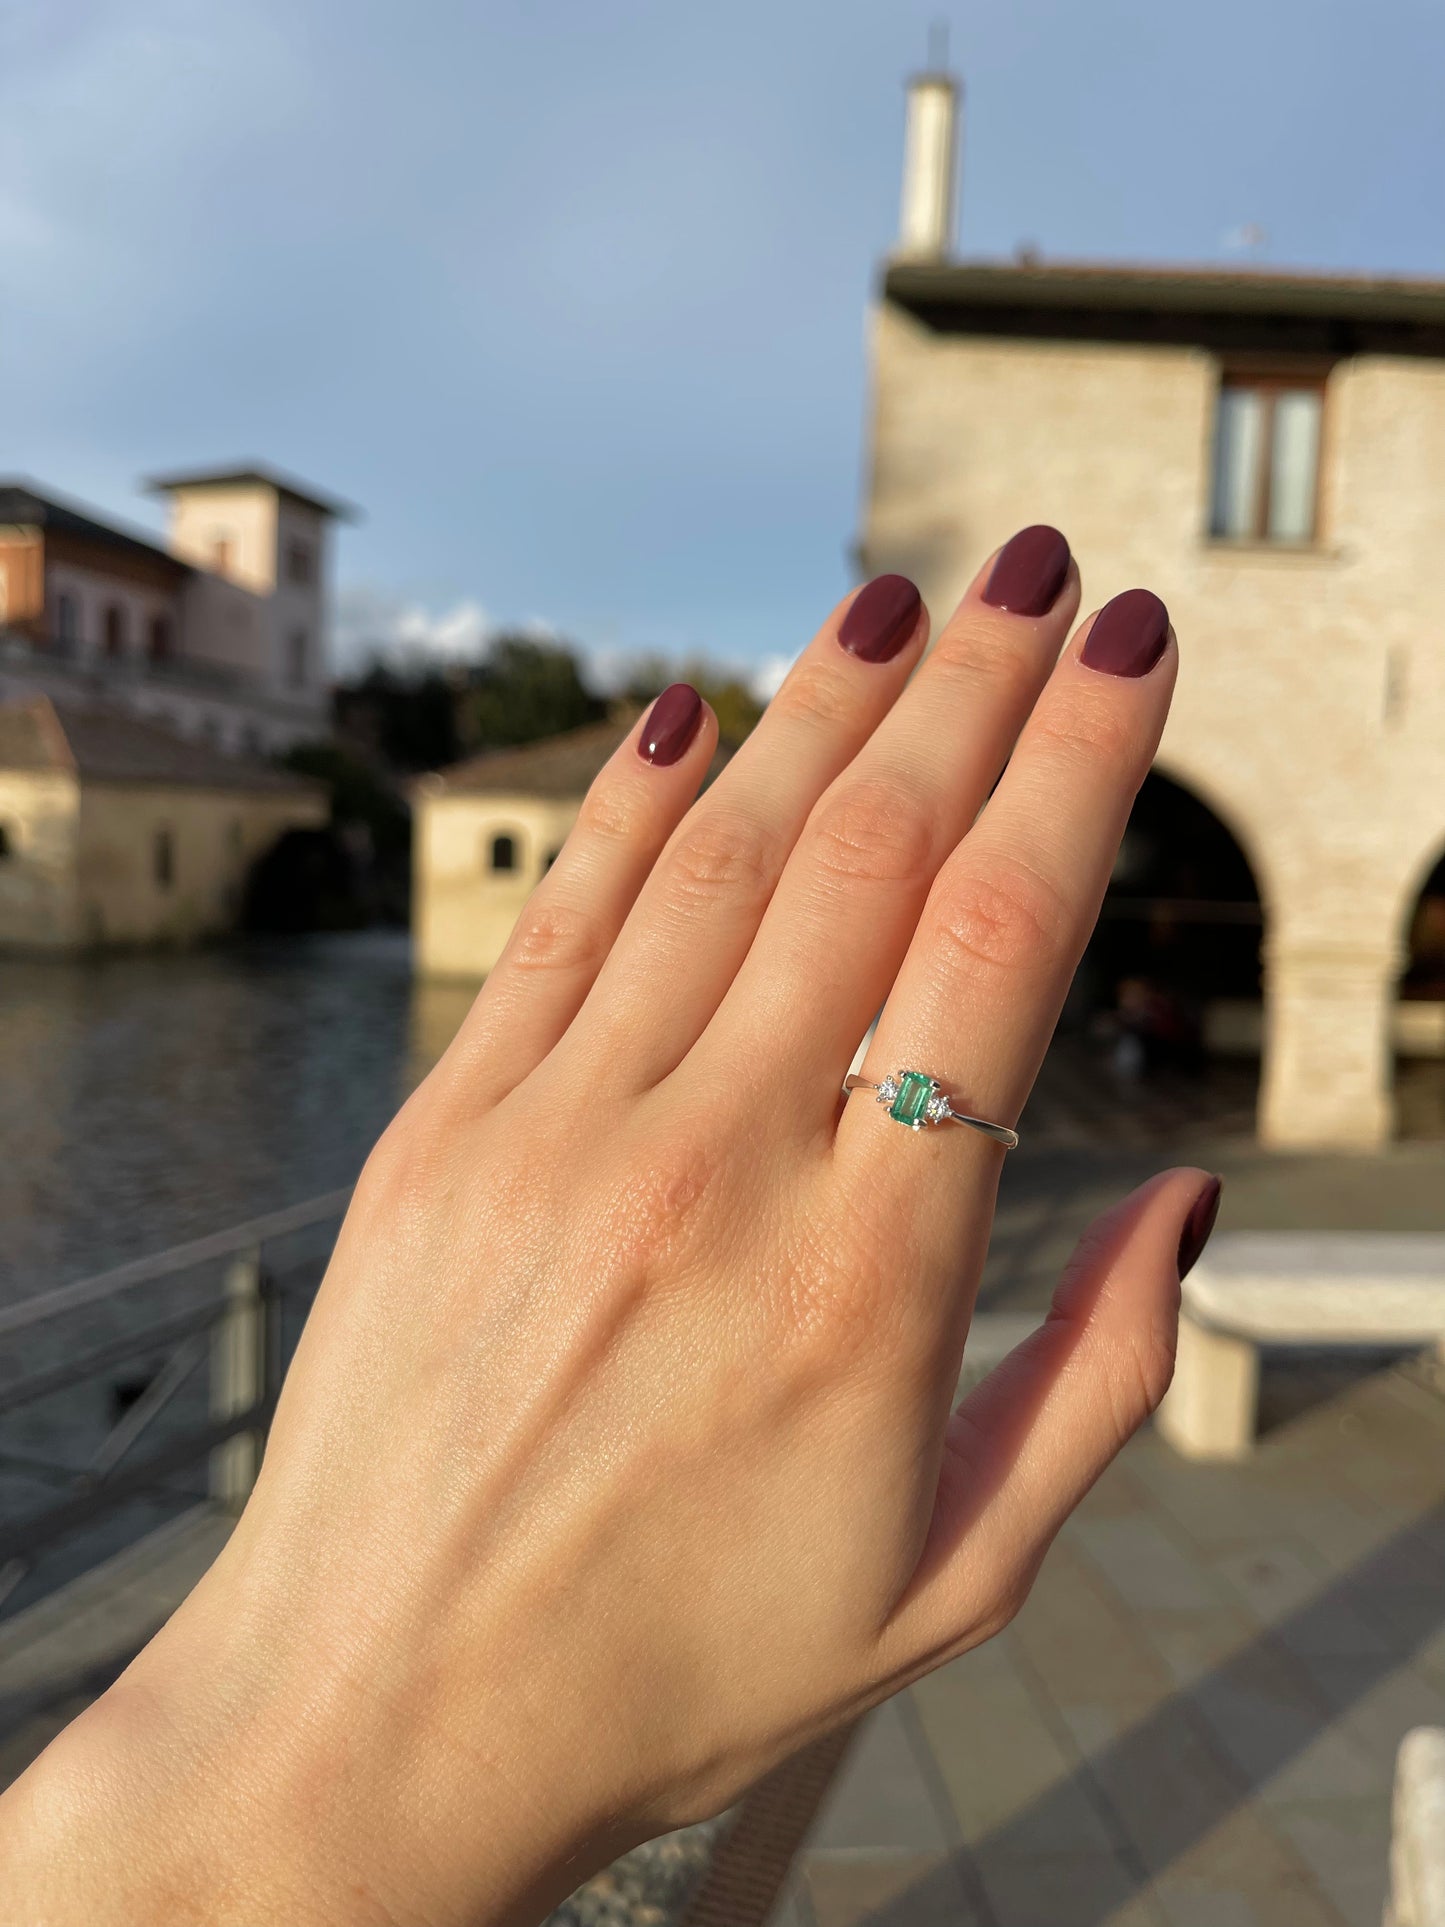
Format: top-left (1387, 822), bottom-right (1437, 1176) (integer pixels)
top-left (0, 529), bottom-right (1219, 1927)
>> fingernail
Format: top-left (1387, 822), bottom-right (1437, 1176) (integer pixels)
top-left (1081, 588), bottom-right (1170, 677)
top-left (638, 683), bottom-right (703, 766)
top-left (1177, 1176), bottom-right (1223, 1282)
top-left (982, 525), bottom-right (1071, 616)
top-left (838, 574), bottom-right (922, 663)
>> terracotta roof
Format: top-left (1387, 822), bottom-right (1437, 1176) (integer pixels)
top-left (142, 463), bottom-right (359, 522)
top-left (0, 482), bottom-right (189, 575)
top-left (884, 259), bottom-right (1445, 356)
top-left (419, 714), bottom-right (735, 799)
top-left (0, 696), bottom-right (325, 796)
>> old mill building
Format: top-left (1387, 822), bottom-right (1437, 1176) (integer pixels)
top-left (0, 694), bottom-right (325, 952)
top-left (852, 59), bottom-right (1445, 1153)
top-left (416, 64), bottom-right (1445, 1153)
top-left (0, 463), bottom-right (353, 758)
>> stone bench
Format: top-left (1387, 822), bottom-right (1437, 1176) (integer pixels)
top-left (1155, 1233), bottom-right (1445, 1461)
top-left (1388, 1728), bottom-right (1445, 1927)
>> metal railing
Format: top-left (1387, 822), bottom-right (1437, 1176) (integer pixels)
top-left (0, 1190), bottom-right (351, 1611)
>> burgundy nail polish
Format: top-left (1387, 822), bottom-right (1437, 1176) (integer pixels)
top-left (838, 574), bottom-right (922, 663)
top-left (638, 683), bottom-right (703, 766)
top-left (1080, 588), bottom-right (1170, 678)
top-left (982, 525), bottom-right (1071, 616)
top-left (1177, 1176), bottom-right (1223, 1282)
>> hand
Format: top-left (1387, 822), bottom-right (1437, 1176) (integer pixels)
top-left (0, 530), bottom-right (1218, 1927)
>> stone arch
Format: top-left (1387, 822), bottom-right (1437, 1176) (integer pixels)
top-left (1070, 759), bottom-right (1267, 1101)
top-left (1394, 830), bottom-right (1445, 1137)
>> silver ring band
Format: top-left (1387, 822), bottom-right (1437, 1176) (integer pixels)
top-left (843, 1070), bottom-right (1020, 1150)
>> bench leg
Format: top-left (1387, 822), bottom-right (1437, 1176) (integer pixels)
top-left (1156, 1314), bottom-right (1260, 1461)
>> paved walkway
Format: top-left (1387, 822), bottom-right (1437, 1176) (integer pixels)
top-left (774, 1355), bottom-right (1445, 1927)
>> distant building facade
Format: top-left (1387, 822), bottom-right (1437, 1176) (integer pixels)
top-left (859, 66), bottom-right (1445, 1151)
top-left (0, 465), bottom-right (354, 758)
top-left (412, 718), bottom-right (734, 979)
top-left (0, 695), bottom-right (326, 952)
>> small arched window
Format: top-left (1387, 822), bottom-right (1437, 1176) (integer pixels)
top-left (148, 613), bottom-right (173, 662)
top-left (543, 848), bottom-right (561, 872)
top-left (489, 833), bottom-right (517, 874)
top-left (102, 605), bottom-right (126, 658)
top-left (0, 822), bottom-right (14, 860)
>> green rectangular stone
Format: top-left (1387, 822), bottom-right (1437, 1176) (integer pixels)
top-left (889, 1070), bottom-right (936, 1128)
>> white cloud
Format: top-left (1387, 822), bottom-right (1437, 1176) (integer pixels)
top-left (749, 654), bottom-right (794, 704)
top-left (334, 586), bottom-right (492, 673)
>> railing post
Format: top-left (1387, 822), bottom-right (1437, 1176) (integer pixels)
top-left (210, 1245), bottom-right (264, 1511)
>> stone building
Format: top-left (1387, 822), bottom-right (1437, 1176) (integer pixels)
top-left (413, 716), bottom-right (734, 979)
top-left (859, 63), bottom-right (1445, 1150)
top-left (0, 464), bottom-right (353, 757)
top-left (0, 694), bottom-right (326, 952)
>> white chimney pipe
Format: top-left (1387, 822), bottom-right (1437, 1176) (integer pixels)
top-left (896, 69), bottom-right (960, 261)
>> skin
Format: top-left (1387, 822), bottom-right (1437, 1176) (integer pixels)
top-left (0, 539), bottom-right (1210, 1927)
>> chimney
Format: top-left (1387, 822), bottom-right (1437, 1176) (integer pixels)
top-left (896, 50), bottom-right (960, 261)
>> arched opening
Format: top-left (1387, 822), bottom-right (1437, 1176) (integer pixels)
top-left (102, 604), bottom-right (126, 659)
top-left (488, 833), bottom-right (518, 875)
top-left (1034, 771), bottom-right (1265, 1138)
top-left (1396, 843), bottom-right (1445, 1138)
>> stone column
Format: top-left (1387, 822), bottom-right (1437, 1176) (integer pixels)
top-left (1258, 934), bottom-right (1403, 1150)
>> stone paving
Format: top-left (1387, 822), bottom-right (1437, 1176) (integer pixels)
top-left (771, 1354), bottom-right (1445, 1927)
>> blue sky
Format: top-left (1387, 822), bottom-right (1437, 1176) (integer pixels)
top-left (4, 0), bottom-right (1444, 683)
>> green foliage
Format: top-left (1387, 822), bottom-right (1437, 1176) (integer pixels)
top-left (280, 740), bottom-right (410, 861)
top-left (456, 634), bottom-right (604, 752)
top-left (619, 658), bottom-right (764, 744)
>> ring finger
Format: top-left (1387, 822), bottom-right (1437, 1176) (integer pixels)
top-left (839, 587), bottom-right (1178, 1276)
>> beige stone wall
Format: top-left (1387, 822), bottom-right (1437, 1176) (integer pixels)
top-left (166, 485), bottom-right (280, 597)
top-left (414, 791), bottom-right (580, 979)
top-left (64, 782), bottom-right (326, 950)
top-left (861, 306), bottom-right (1445, 1146)
top-left (0, 770), bottom-right (80, 950)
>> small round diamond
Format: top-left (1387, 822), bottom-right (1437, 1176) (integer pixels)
top-left (925, 1091), bottom-right (952, 1124)
top-left (876, 1076), bottom-right (900, 1105)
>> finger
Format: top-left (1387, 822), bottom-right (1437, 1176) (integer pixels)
top-left (838, 589), bottom-right (1177, 1239)
top-left (434, 687), bottom-right (716, 1105)
top-left (561, 574), bottom-right (930, 1091)
top-left (695, 528), bottom-right (1078, 1116)
top-left (878, 1168), bottom-right (1220, 1679)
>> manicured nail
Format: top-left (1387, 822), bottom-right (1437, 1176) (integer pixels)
top-left (1177, 1176), bottom-right (1223, 1282)
top-left (638, 683), bottom-right (703, 766)
top-left (1080, 588), bottom-right (1170, 677)
top-left (982, 525), bottom-right (1071, 616)
top-left (838, 574), bottom-right (922, 663)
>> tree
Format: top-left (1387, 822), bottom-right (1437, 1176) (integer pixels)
top-left (456, 634), bottom-right (604, 751)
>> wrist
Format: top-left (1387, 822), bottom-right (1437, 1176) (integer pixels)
top-left (0, 1553), bottom-right (625, 1927)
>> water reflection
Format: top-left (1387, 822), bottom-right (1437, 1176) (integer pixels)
top-left (0, 933), bottom-right (478, 1303)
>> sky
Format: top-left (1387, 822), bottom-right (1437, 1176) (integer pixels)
top-left (4, 0), bottom-right (1445, 687)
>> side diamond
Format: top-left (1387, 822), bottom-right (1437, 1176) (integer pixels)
top-left (925, 1090), bottom-right (952, 1123)
top-left (876, 1076), bottom-right (900, 1105)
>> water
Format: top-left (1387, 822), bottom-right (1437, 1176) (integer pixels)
top-left (0, 932), bottom-right (475, 1302)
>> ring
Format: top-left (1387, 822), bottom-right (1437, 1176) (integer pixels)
top-left (843, 1070), bottom-right (1020, 1149)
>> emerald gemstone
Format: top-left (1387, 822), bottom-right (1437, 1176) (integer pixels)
top-left (889, 1070), bottom-right (937, 1129)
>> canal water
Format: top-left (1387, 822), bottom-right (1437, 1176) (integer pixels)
top-left (0, 932), bottom-right (475, 1304)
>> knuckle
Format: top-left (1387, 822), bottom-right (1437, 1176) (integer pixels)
top-left (576, 779), bottom-right (652, 847)
top-left (807, 779), bottom-right (936, 889)
top-left (928, 624), bottom-right (1038, 712)
top-left (663, 809), bottom-right (775, 912)
top-left (767, 666), bottom-right (856, 735)
top-left (503, 896), bottom-right (608, 977)
top-left (930, 853), bottom-right (1073, 977)
top-left (1033, 699), bottom-right (1139, 772)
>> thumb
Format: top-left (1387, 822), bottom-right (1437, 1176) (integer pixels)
top-left (884, 1167), bottom-right (1222, 1672)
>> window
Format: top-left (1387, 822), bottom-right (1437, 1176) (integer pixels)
top-left (212, 533), bottom-right (235, 574)
top-left (55, 592), bottom-right (79, 655)
top-left (489, 833), bottom-right (517, 873)
top-left (287, 628), bottom-right (308, 688)
top-left (154, 827), bottom-right (175, 889)
top-left (0, 822), bottom-right (13, 860)
top-left (286, 539), bottom-right (314, 586)
top-left (1209, 372), bottom-right (1324, 543)
top-left (148, 614), bottom-right (173, 662)
top-left (102, 604), bottom-right (127, 658)
top-left (543, 848), bottom-right (561, 872)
